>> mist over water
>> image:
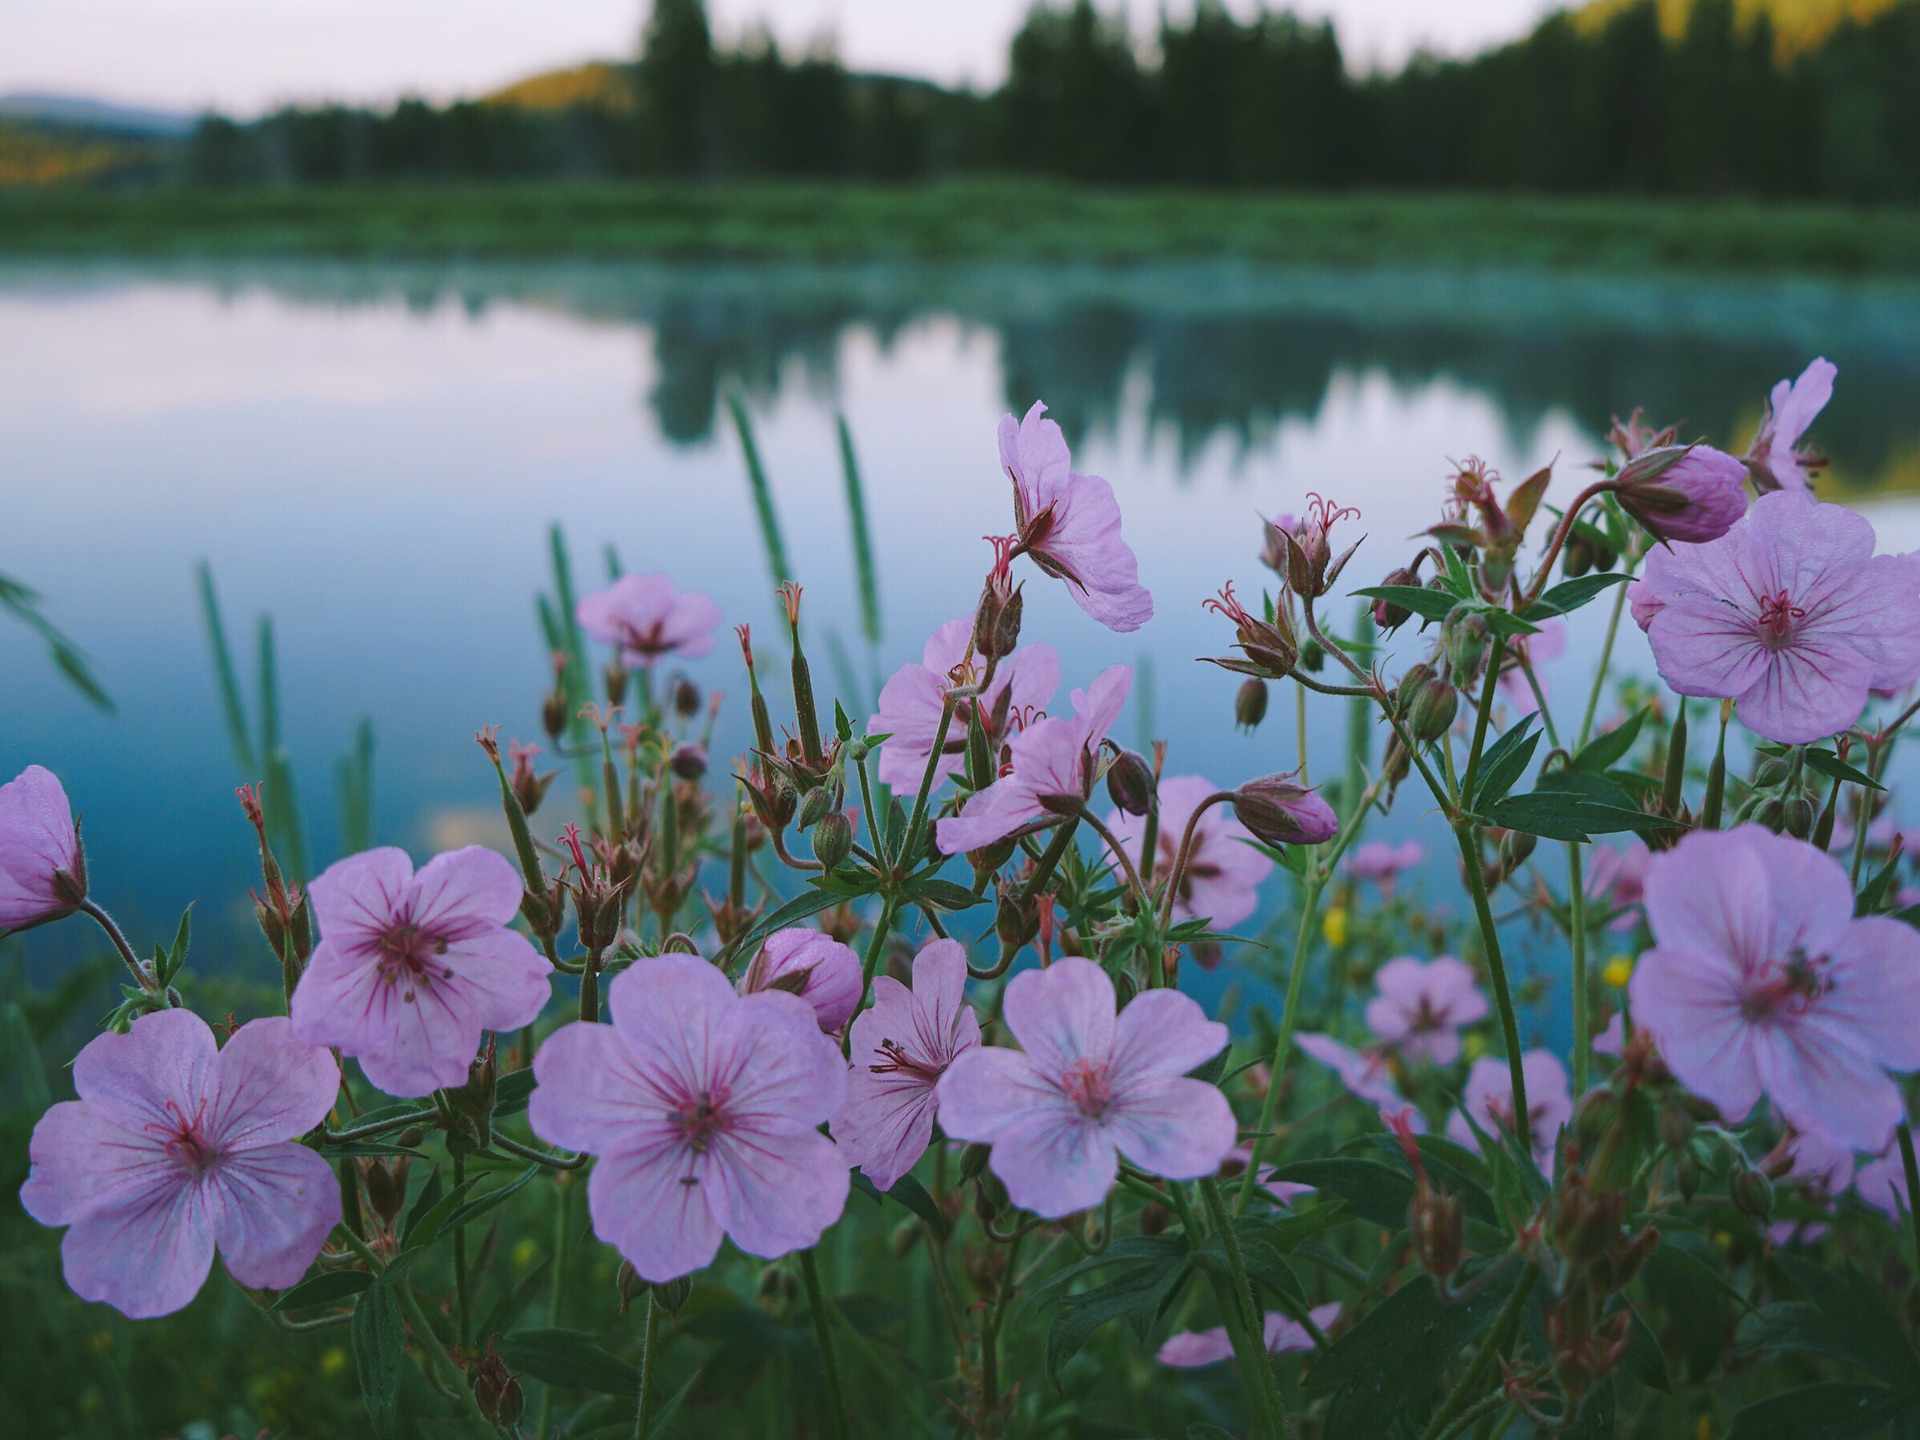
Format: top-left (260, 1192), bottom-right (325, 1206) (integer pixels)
top-left (6, 257), bottom-right (1920, 1018)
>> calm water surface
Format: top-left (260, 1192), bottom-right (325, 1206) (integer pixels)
top-left (6, 258), bottom-right (1920, 1010)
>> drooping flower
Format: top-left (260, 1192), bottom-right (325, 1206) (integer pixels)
top-left (868, 618), bottom-right (1059, 793)
top-left (1231, 774), bottom-right (1338, 848)
top-left (1745, 357), bottom-right (1837, 494)
top-left (1365, 956), bottom-right (1489, 1067)
top-left (20, 1009), bottom-right (341, 1319)
top-left (999, 401), bottom-right (1153, 633)
top-left (291, 847), bottom-right (553, 1098)
top-left (1158, 1302), bottom-right (1341, 1368)
top-left (1628, 825), bottom-right (1920, 1153)
top-left (1447, 1050), bottom-right (1574, 1171)
top-left (1347, 839), bottom-right (1424, 895)
top-left (832, 939), bottom-right (982, 1191)
top-left (936, 666), bottom-right (1131, 855)
top-left (1106, 775), bottom-right (1273, 929)
top-left (529, 953), bottom-right (849, 1281)
top-left (935, 957), bottom-right (1235, 1217)
top-left (738, 927), bottom-right (863, 1034)
top-left (576, 573), bottom-right (724, 668)
top-left (1585, 840), bottom-right (1650, 932)
top-left (1296, 1032), bottom-right (1425, 1132)
top-left (0, 764), bottom-right (85, 931)
top-left (1612, 444), bottom-right (1750, 544)
top-left (1630, 491), bottom-right (1920, 744)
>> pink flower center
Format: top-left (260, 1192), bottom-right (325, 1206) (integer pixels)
top-left (1410, 997), bottom-right (1445, 1033)
top-left (673, 1086), bottom-right (733, 1154)
top-left (1741, 949), bottom-right (1832, 1021)
top-left (870, 1039), bottom-right (944, 1085)
top-left (148, 1098), bottom-right (222, 1175)
top-left (1059, 1059), bottom-right (1114, 1119)
top-left (614, 617), bottom-right (675, 659)
top-left (376, 920), bottom-right (454, 1001)
top-left (1756, 590), bottom-right (1806, 647)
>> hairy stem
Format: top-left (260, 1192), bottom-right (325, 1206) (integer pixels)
top-left (800, 1250), bottom-right (852, 1440)
top-left (632, 1290), bottom-right (660, 1440)
top-left (1199, 1177), bottom-right (1289, 1439)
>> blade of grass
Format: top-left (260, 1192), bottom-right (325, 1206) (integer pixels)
top-left (336, 717), bottom-right (376, 855)
top-left (727, 394), bottom-right (794, 593)
top-left (196, 562), bottom-right (256, 773)
top-left (836, 412), bottom-right (880, 646)
top-left (0, 572), bottom-right (113, 712)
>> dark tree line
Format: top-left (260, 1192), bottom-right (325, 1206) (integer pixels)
top-left (183, 0), bottom-right (1920, 200)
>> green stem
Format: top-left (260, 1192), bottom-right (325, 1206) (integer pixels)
top-left (1296, 681), bottom-right (1309, 786)
top-left (78, 899), bottom-right (157, 994)
top-left (1416, 1265), bottom-right (1538, 1440)
top-left (800, 1250), bottom-right (852, 1440)
top-left (1455, 824), bottom-right (1530, 1155)
top-left (1567, 842), bottom-right (1589, 1096)
top-left (1577, 571), bottom-right (1634, 751)
top-left (395, 1275), bottom-right (499, 1438)
top-left (1899, 1123), bottom-right (1920, 1275)
top-left (1200, 1177), bottom-right (1289, 1439)
top-left (538, 1178), bottom-right (572, 1437)
top-left (860, 893), bottom-right (899, 991)
top-left (632, 1290), bottom-right (660, 1440)
top-left (452, 1151), bottom-right (471, 1346)
top-left (1235, 873), bottom-right (1324, 1214)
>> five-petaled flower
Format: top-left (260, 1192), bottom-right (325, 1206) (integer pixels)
top-left (21, 1009), bottom-right (341, 1319)
top-left (1630, 491), bottom-right (1920, 744)
top-left (998, 401), bottom-right (1154, 633)
top-left (577, 573), bottom-right (724, 668)
top-left (1107, 774), bottom-right (1273, 929)
top-left (1446, 1050), bottom-right (1573, 1172)
top-left (1348, 839), bottom-right (1424, 895)
top-left (1629, 825), bottom-right (1920, 1153)
top-left (868, 618), bottom-right (1059, 794)
top-left (0, 764), bottom-right (86, 931)
top-left (936, 957), bottom-right (1236, 1217)
top-left (1745, 357), bottom-right (1837, 494)
top-left (832, 939), bottom-right (982, 1191)
top-left (1365, 955), bottom-right (1489, 1067)
top-left (936, 665), bottom-right (1132, 855)
top-left (291, 846), bottom-right (552, 1097)
top-left (529, 953), bottom-right (850, 1281)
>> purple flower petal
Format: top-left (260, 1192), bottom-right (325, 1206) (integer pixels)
top-left (208, 1143), bottom-right (342, 1291)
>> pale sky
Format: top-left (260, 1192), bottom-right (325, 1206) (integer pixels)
top-left (5, 1), bottom-right (1565, 118)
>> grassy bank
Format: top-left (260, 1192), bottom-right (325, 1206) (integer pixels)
top-left (6, 180), bottom-right (1920, 271)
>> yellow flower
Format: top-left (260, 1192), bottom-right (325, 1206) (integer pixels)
top-left (512, 1237), bottom-right (540, 1269)
top-left (321, 1347), bottom-right (350, 1379)
top-left (1463, 1032), bottom-right (1488, 1061)
top-left (1602, 955), bottom-right (1634, 989)
top-left (1321, 906), bottom-right (1349, 948)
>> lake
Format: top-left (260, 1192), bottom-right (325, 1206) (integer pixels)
top-left (6, 256), bottom-right (1920, 1016)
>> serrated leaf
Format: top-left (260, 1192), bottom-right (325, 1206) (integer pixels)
top-left (1270, 1159), bottom-right (1413, 1230)
top-left (272, 1269), bottom-right (374, 1312)
top-left (1802, 748), bottom-right (1886, 793)
top-left (1528, 572), bottom-right (1631, 619)
top-left (1572, 707), bottom-right (1650, 773)
top-left (730, 888), bottom-right (844, 957)
top-left (1043, 1253), bottom-right (1190, 1388)
top-left (1471, 717), bottom-right (1541, 809)
top-left (1774, 1256), bottom-right (1920, 1390)
top-left (1477, 605), bottom-right (1541, 638)
top-left (350, 1279), bottom-right (405, 1439)
top-left (497, 1328), bottom-right (640, 1395)
top-left (1351, 585), bottom-right (1457, 625)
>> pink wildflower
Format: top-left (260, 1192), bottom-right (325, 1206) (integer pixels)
top-left (20, 1009), bottom-right (340, 1319)
top-left (1612, 444), bottom-right (1749, 544)
top-left (291, 847), bottom-right (552, 1098)
top-left (1295, 1032), bottom-right (1425, 1132)
top-left (999, 401), bottom-right (1154, 633)
top-left (832, 939), bottom-right (982, 1191)
top-left (869, 618), bottom-right (1059, 793)
top-left (1347, 839), bottom-right (1424, 895)
top-left (1158, 1303), bottom-right (1341, 1368)
top-left (738, 927), bottom-right (863, 1034)
top-left (1365, 956), bottom-right (1489, 1067)
top-left (1593, 1011), bottom-right (1626, 1058)
top-left (1497, 620), bottom-right (1565, 716)
top-left (0, 764), bottom-right (84, 931)
top-left (1107, 774), bottom-right (1273, 929)
top-left (528, 954), bottom-right (849, 1281)
top-left (1745, 357), bottom-right (1837, 494)
top-left (1447, 1051), bottom-right (1573, 1171)
top-left (935, 958), bottom-right (1235, 1217)
top-left (1584, 840), bottom-right (1650, 932)
top-left (936, 666), bottom-right (1131, 855)
top-left (576, 573), bottom-right (723, 668)
top-left (1631, 491), bottom-right (1920, 744)
top-left (1629, 825), bottom-right (1920, 1153)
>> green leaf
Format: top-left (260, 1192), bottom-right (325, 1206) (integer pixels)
top-left (497, 1328), bottom-right (640, 1395)
top-left (1572, 707), bottom-right (1650, 773)
top-left (403, 1172), bottom-right (485, 1251)
top-left (859, 1170), bottom-right (950, 1240)
top-left (1802, 748), bottom-right (1885, 793)
top-left (493, 1068), bottom-right (536, 1117)
top-left (1528, 572), bottom-right (1631, 619)
top-left (728, 394), bottom-right (794, 592)
top-left (1352, 585), bottom-right (1456, 624)
top-left (1470, 716), bottom-right (1541, 809)
top-left (1043, 1253), bottom-right (1190, 1389)
top-left (837, 413), bottom-right (881, 647)
top-left (398, 1166), bottom-right (443, 1248)
top-left (1308, 1268), bottom-right (1521, 1438)
top-left (1729, 1382), bottom-right (1913, 1440)
top-left (271, 1269), bottom-right (374, 1312)
top-left (729, 888), bottom-right (844, 958)
top-left (1269, 1159), bottom-right (1413, 1230)
top-left (1189, 1045), bottom-right (1231, 1086)
top-left (475, 1257), bottom-right (552, 1344)
top-left (1774, 1256), bottom-right (1920, 1390)
top-left (1476, 605), bottom-right (1540, 638)
top-left (437, 1165), bottom-right (542, 1242)
top-left (350, 1279), bottom-right (405, 1439)
top-left (1481, 791), bottom-right (1601, 842)
top-left (1619, 1304), bottom-right (1671, 1392)
top-left (903, 875), bottom-right (986, 911)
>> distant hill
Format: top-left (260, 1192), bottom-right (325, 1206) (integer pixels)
top-left (483, 62), bottom-right (633, 112)
top-left (0, 92), bottom-right (196, 136)
top-left (1569, 0), bottom-right (1904, 58)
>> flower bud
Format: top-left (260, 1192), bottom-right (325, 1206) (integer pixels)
top-left (1563, 534), bottom-right (1594, 578)
top-left (1232, 775), bottom-right (1339, 848)
top-left (603, 656), bottom-right (630, 709)
top-left (616, 1259), bottom-right (648, 1313)
top-left (974, 577), bottom-right (1024, 660)
top-left (812, 811), bottom-right (853, 871)
top-left (1372, 567), bottom-right (1417, 629)
top-left (1783, 794), bottom-right (1814, 840)
top-left (958, 1142), bottom-right (991, 1186)
top-left (671, 676), bottom-right (702, 718)
top-left (1394, 663), bottom-right (1437, 720)
top-left (1442, 611), bottom-right (1491, 683)
top-left (1409, 1189), bottom-right (1464, 1281)
top-left (470, 1350), bottom-right (524, 1428)
top-left (542, 688), bottom-right (569, 744)
top-left (669, 743), bottom-right (708, 782)
top-left (1730, 1163), bottom-right (1774, 1222)
top-left (1657, 1103), bottom-right (1695, 1153)
top-left (652, 1275), bottom-right (693, 1317)
top-left (1573, 1090), bottom-right (1618, 1152)
top-left (1298, 638), bottom-right (1326, 672)
top-left (363, 1159), bottom-right (403, 1224)
top-left (797, 784), bottom-right (834, 833)
top-left (1613, 443), bottom-right (1748, 545)
top-left (1408, 678), bottom-right (1459, 743)
top-left (1497, 828), bottom-right (1536, 872)
top-left (1104, 749), bottom-right (1156, 818)
top-left (890, 1219), bottom-right (923, 1256)
top-left (396, 1125), bottom-right (426, 1149)
top-left (1234, 677), bottom-right (1269, 732)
